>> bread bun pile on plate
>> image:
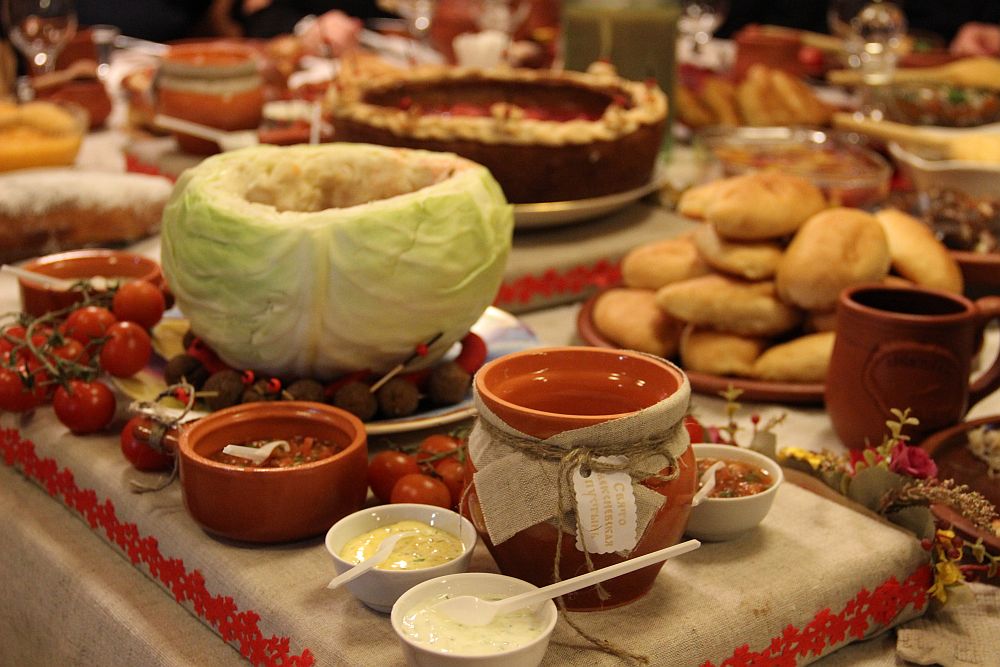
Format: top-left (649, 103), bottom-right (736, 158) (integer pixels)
top-left (593, 169), bottom-right (963, 384)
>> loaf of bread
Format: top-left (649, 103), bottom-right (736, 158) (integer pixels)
top-left (0, 169), bottom-right (173, 263)
top-left (749, 331), bottom-right (835, 383)
top-left (593, 287), bottom-right (684, 358)
top-left (692, 222), bottom-right (784, 280)
top-left (621, 234), bottom-right (710, 289)
top-left (875, 208), bottom-right (964, 294)
top-left (656, 274), bottom-right (802, 337)
top-left (775, 207), bottom-right (891, 311)
top-left (679, 326), bottom-right (765, 377)
top-left (701, 171), bottom-right (827, 241)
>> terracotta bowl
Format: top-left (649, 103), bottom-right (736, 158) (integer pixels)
top-left (18, 249), bottom-right (164, 317)
top-left (919, 416), bottom-right (1000, 573)
top-left (177, 401), bottom-right (368, 543)
top-left (685, 444), bottom-right (783, 542)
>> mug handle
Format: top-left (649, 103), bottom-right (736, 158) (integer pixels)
top-left (969, 296), bottom-right (1000, 406)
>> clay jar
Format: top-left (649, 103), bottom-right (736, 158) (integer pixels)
top-left (156, 42), bottom-right (264, 155)
top-left (825, 284), bottom-right (1000, 450)
top-left (464, 346), bottom-right (696, 611)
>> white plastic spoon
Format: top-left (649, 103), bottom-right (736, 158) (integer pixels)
top-left (691, 461), bottom-right (725, 508)
top-left (327, 531), bottom-right (422, 590)
top-left (153, 114), bottom-right (259, 152)
top-left (433, 538), bottom-right (701, 627)
top-left (221, 440), bottom-right (290, 465)
top-left (2, 265), bottom-right (83, 291)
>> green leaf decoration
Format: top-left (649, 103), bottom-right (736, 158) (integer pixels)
top-left (846, 465), bottom-right (906, 511)
top-left (886, 506), bottom-right (936, 540)
top-left (863, 449), bottom-right (881, 467)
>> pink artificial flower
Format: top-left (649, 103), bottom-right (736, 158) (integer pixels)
top-left (889, 441), bottom-right (938, 479)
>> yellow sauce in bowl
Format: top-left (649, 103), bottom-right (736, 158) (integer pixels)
top-left (340, 520), bottom-right (464, 570)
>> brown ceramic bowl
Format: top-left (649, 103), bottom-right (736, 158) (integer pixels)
top-left (18, 249), bottom-right (164, 317)
top-left (919, 416), bottom-right (1000, 580)
top-left (177, 401), bottom-right (369, 543)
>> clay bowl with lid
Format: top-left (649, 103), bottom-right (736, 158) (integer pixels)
top-left (177, 401), bottom-right (369, 543)
top-left (17, 249), bottom-right (164, 317)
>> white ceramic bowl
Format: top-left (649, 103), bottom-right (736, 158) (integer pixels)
top-left (325, 503), bottom-right (477, 612)
top-left (889, 140), bottom-right (1000, 199)
top-left (390, 572), bottom-right (558, 667)
top-left (685, 444), bottom-right (783, 542)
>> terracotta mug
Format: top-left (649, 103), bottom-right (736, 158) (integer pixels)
top-left (825, 284), bottom-right (1000, 450)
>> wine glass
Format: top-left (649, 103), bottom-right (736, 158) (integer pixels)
top-left (677, 0), bottom-right (729, 58)
top-left (1, 0), bottom-right (77, 75)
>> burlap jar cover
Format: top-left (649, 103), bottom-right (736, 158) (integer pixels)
top-left (468, 365), bottom-right (692, 557)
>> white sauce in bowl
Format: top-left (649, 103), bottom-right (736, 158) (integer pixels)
top-left (400, 592), bottom-right (546, 655)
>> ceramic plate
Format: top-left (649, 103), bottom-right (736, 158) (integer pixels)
top-left (116, 307), bottom-right (540, 436)
top-left (920, 416), bottom-right (1000, 575)
top-left (513, 164), bottom-right (667, 229)
top-left (575, 290), bottom-right (825, 405)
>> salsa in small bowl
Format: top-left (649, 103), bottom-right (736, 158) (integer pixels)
top-left (686, 443), bottom-right (783, 541)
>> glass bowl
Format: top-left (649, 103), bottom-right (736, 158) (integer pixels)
top-left (697, 126), bottom-right (892, 209)
top-left (0, 100), bottom-right (88, 172)
top-left (879, 83), bottom-right (1000, 128)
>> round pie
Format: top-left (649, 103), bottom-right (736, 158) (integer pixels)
top-left (328, 64), bottom-right (667, 204)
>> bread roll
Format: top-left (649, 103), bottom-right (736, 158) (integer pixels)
top-left (692, 222), bottom-right (784, 280)
top-left (621, 235), bottom-right (710, 289)
top-left (705, 170), bottom-right (827, 241)
top-left (679, 325), bottom-right (765, 377)
top-left (677, 178), bottom-right (729, 220)
top-left (750, 332), bottom-right (835, 383)
top-left (875, 208), bottom-right (964, 294)
top-left (776, 207), bottom-right (891, 311)
top-left (656, 274), bottom-right (802, 337)
top-left (592, 287), bottom-right (684, 358)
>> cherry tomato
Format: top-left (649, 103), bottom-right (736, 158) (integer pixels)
top-left (389, 473), bottom-right (452, 508)
top-left (53, 379), bottom-right (116, 434)
top-left (62, 306), bottom-right (117, 344)
top-left (684, 415), bottom-right (706, 444)
top-left (120, 415), bottom-right (174, 471)
top-left (368, 450), bottom-right (421, 503)
top-left (50, 338), bottom-right (89, 365)
top-left (112, 280), bottom-right (166, 329)
top-left (433, 457), bottom-right (466, 508)
top-left (416, 433), bottom-right (464, 464)
top-left (0, 365), bottom-right (42, 412)
top-left (99, 321), bottom-right (152, 378)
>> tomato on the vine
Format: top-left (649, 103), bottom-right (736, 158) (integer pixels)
top-left (112, 280), bottom-right (166, 329)
top-left (368, 450), bottom-right (421, 503)
top-left (0, 365), bottom-right (42, 412)
top-left (99, 321), bottom-right (152, 378)
top-left (415, 433), bottom-right (464, 464)
top-left (433, 457), bottom-right (466, 507)
top-left (50, 338), bottom-right (89, 365)
top-left (389, 473), bottom-right (452, 508)
top-left (62, 306), bottom-right (117, 344)
top-left (53, 379), bottom-right (116, 434)
top-left (120, 415), bottom-right (174, 471)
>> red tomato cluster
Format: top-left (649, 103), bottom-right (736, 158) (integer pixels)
top-left (0, 280), bottom-right (166, 435)
top-left (367, 433), bottom-right (468, 510)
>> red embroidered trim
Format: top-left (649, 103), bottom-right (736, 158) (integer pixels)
top-left (701, 565), bottom-right (932, 667)
top-left (124, 153), bottom-right (178, 182)
top-left (495, 259), bottom-right (621, 307)
top-left (0, 428), bottom-right (314, 667)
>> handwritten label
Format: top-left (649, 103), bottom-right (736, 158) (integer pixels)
top-left (572, 456), bottom-right (638, 554)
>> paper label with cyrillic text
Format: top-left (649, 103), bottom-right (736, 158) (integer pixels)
top-left (572, 456), bottom-right (638, 554)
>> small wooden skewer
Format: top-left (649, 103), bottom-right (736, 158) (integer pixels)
top-left (368, 332), bottom-right (444, 394)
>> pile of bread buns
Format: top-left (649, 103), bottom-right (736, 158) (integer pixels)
top-left (676, 64), bottom-right (833, 130)
top-left (593, 170), bottom-right (963, 384)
